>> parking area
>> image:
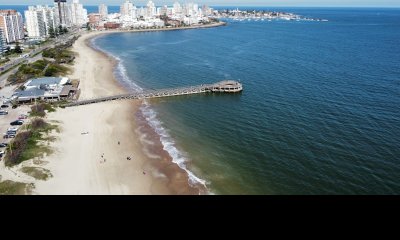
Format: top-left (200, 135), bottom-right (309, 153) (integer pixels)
top-left (0, 86), bottom-right (31, 156)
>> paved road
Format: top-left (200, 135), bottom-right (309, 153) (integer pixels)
top-left (0, 53), bottom-right (43, 88)
top-left (0, 30), bottom-right (79, 74)
top-left (0, 30), bottom-right (80, 87)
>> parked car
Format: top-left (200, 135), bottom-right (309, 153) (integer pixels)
top-left (0, 150), bottom-right (5, 158)
top-left (8, 127), bottom-right (19, 131)
top-left (18, 114), bottom-right (28, 119)
top-left (3, 134), bottom-right (15, 139)
top-left (7, 130), bottom-right (17, 135)
top-left (0, 143), bottom-right (8, 148)
top-left (0, 111), bottom-right (8, 115)
top-left (1, 104), bottom-right (9, 108)
top-left (10, 120), bottom-right (23, 126)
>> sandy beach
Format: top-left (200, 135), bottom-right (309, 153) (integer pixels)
top-left (33, 29), bottom-right (206, 195)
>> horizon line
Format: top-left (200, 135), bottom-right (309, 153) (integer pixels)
top-left (0, 4), bottom-right (400, 8)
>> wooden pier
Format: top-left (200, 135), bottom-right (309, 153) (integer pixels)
top-left (63, 80), bottom-right (243, 107)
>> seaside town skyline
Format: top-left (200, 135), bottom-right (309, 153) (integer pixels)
top-left (1, 0), bottom-right (400, 7)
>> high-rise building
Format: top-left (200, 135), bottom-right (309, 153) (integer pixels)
top-left (54, 0), bottom-right (70, 27)
top-left (173, 2), bottom-right (182, 15)
top-left (120, 0), bottom-right (134, 17)
top-left (0, 10), bottom-right (24, 43)
top-left (202, 5), bottom-right (211, 16)
top-left (25, 6), bottom-right (58, 39)
top-left (0, 28), bottom-right (6, 55)
top-left (70, 0), bottom-right (88, 26)
top-left (99, 4), bottom-right (108, 20)
top-left (146, 1), bottom-right (156, 18)
top-left (160, 5), bottom-right (168, 16)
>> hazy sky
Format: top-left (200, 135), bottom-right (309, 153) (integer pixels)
top-left (2, 0), bottom-right (400, 7)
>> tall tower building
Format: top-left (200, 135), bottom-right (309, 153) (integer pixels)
top-left (0, 28), bottom-right (6, 55)
top-left (99, 4), bottom-right (108, 20)
top-left (146, 1), bottom-right (156, 18)
top-left (70, 0), bottom-right (87, 26)
top-left (173, 2), bottom-right (182, 14)
top-left (25, 6), bottom-right (57, 39)
top-left (0, 10), bottom-right (24, 43)
top-left (120, 0), bottom-right (134, 17)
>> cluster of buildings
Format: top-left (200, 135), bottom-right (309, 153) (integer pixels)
top-left (88, 1), bottom-right (213, 30)
top-left (1, 1), bottom-right (215, 56)
top-left (25, 0), bottom-right (87, 39)
top-left (0, 0), bottom-right (88, 56)
top-left (0, 9), bottom-right (25, 55)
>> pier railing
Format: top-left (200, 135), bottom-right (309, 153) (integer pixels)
top-left (63, 81), bottom-right (242, 107)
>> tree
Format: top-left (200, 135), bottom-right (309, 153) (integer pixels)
top-left (58, 25), bottom-right (63, 35)
top-left (49, 26), bottom-right (56, 38)
top-left (63, 27), bottom-right (68, 34)
top-left (15, 43), bottom-right (22, 54)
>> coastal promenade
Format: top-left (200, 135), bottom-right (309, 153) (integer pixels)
top-left (64, 80), bottom-right (242, 107)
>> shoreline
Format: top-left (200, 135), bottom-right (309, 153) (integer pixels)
top-left (79, 22), bottom-right (227, 46)
top-left (33, 22), bottom-right (220, 194)
top-left (86, 28), bottom-right (208, 194)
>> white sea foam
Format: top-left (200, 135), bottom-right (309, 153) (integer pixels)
top-left (92, 36), bottom-right (208, 192)
top-left (140, 102), bottom-right (208, 188)
top-left (90, 37), bottom-right (143, 92)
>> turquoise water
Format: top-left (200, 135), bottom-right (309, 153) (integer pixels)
top-left (93, 8), bottom-right (400, 194)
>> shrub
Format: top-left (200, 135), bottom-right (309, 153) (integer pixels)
top-left (31, 104), bottom-right (46, 117)
top-left (5, 131), bottom-right (32, 166)
top-left (30, 118), bottom-right (48, 130)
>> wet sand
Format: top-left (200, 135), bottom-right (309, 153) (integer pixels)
top-left (35, 30), bottom-right (205, 194)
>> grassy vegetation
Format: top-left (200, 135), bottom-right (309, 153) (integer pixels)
top-left (0, 58), bottom-right (10, 66)
top-left (21, 167), bottom-right (53, 181)
top-left (7, 59), bottom-right (70, 84)
top-left (42, 48), bottom-right (75, 64)
top-left (44, 63), bottom-right (70, 76)
top-left (4, 118), bottom-right (59, 167)
top-left (0, 180), bottom-right (34, 195)
top-left (30, 102), bottom-right (57, 117)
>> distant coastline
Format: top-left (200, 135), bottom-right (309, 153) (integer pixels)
top-left (87, 21), bottom-right (227, 36)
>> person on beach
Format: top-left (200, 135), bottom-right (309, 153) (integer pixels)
top-left (118, 141), bottom-right (120, 145)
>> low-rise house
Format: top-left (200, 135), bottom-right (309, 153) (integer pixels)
top-left (12, 77), bottom-right (77, 103)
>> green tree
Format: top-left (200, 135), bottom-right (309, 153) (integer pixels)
top-left (58, 25), bottom-right (63, 35)
top-left (14, 43), bottom-right (22, 54)
top-left (63, 27), bottom-right (68, 34)
top-left (48, 25), bottom-right (56, 38)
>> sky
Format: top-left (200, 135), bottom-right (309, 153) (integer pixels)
top-left (1, 0), bottom-right (400, 7)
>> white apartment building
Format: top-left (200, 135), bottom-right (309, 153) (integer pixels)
top-left (70, 0), bottom-right (88, 26)
top-left (99, 4), bottom-right (108, 20)
top-left (25, 6), bottom-right (58, 39)
top-left (120, 0), bottom-right (134, 17)
top-left (54, 0), bottom-right (71, 27)
top-left (0, 28), bottom-right (6, 55)
top-left (173, 2), bottom-right (182, 15)
top-left (0, 10), bottom-right (24, 43)
top-left (146, 1), bottom-right (156, 18)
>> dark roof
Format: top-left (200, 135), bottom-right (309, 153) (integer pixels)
top-left (60, 85), bottom-right (77, 96)
top-left (15, 88), bottom-right (46, 98)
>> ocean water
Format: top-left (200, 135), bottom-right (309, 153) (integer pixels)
top-left (93, 8), bottom-right (400, 194)
top-left (3, 5), bottom-right (400, 194)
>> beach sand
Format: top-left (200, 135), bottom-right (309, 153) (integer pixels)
top-left (34, 31), bottom-right (203, 195)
